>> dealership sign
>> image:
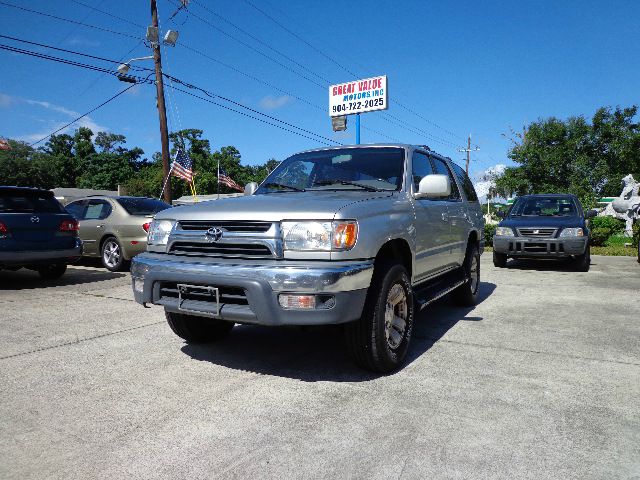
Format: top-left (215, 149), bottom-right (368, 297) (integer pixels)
top-left (329, 75), bottom-right (387, 117)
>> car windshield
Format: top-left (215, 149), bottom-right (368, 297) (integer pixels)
top-left (256, 147), bottom-right (405, 194)
top-left (0, 190), bottom-right (63, 213)
top-left (116, 197), bottom-right (171, 216)
top-left (510, 196), bottom-right (577, 216)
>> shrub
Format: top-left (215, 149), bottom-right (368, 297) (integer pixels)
top-left (484, 224), bottom-right (497, 247)
top-left (589, 216), bottom-right (626, 234)
top-left (632, 221), bottom-right (639, 249)
top-left (590, 227), bottom-right (612, 246)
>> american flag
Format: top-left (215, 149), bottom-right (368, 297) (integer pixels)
top-left (0, 138), bottom-right (11, 150)
top-left (171, 149), bottom-right (193, 182)
top-left (219, 168), bottom-right (243, 192)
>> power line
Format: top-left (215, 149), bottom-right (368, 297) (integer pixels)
top-left (171, 85), bottom-right (336, 147)
top-left (29, 82), bottom-right (144, 147)
top-left (68, 0), bottom-right (146, 29)
top-left (0, 34), bottom-right (153, 72)
top-left (0, 1), bottom-right (141, 40)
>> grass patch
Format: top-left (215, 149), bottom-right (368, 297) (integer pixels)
top-left (605, 234), bottom-right (633, 247)
top-left (591, 245), bottom-right (636, 256)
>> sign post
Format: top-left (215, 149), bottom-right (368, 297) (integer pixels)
top-left (329, 75), bottom-right (387, 144)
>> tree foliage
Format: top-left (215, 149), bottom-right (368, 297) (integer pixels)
top-left (495, 106), bottom-right (640, 208)
top-left (0, 127), bottom-right (282, 198)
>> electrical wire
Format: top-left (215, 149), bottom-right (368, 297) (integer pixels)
top-left (0, 1), bottom-right (141, 40)
top-left (68, 0), bottom-right (146, 29)
top-left (29, 81), bottom-right (145, 147)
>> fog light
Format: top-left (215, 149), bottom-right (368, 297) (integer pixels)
top-left (278, 294), bottom-right (316, 309)
top-left (133, 278), bottom-right (144, 294)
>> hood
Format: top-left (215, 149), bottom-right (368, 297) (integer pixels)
top-left (500, 215), bottom-right (584, 229)
top-left (156, 191), bottom-right (393, 221)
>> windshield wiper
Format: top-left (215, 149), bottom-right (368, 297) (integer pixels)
top-left (262, 182), bottom-right (305, 192)
top-left (312, 179), bottom-right (383, 192)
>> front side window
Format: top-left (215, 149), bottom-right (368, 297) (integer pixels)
top-left (85, 200), bottom-right (112, 220)
top-left (65, 201), bottom-right (86, 219)
top-left (411, 151), bottom-right (434, 192)
top-left (430, 157), bottom-right (461, 200)
top-left (257, 147), bottom-right (405, 193)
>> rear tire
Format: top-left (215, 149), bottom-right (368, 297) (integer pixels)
top-left (344, 262), bottom-right (414, 373)
top-left (101, 237), bottom-right (128, 272)
top-left (453, 243), bottom-right (481, 306)
top-left (493, 251), bottom-right (507, 268)
top-left (574, 245), bottom-right (591, 272)
top-left (37, 264), bottom-right (67, 280)
top-left (165, 311), bottom-right (234, 343)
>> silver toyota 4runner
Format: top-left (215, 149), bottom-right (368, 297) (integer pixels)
top-left (131, 144), bottom-right (485, 372)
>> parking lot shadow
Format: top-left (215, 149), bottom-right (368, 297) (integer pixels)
top-left (0, 266), bottom-right (126, 290)
top-left (181, 281), bottom-right (496, 382)
top-left (502, 258), bottom-right (586, 272)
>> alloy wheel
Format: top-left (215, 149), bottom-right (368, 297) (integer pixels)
top-left (384, 283), bottom-right (408, 350)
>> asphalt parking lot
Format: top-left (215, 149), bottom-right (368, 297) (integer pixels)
top-left (1, 255), bottom-right (639, 479)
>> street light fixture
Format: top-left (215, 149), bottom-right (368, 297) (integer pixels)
top-left (116, 56), bottom-right (154, 75)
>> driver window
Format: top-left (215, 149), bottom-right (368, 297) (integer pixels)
top-left (85, 200), bottom-right (112, 220)
top-left (411, 151), bottom-right (434, 193)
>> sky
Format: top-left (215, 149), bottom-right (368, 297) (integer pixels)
top-left (0, 0), bottom-right (638, 181)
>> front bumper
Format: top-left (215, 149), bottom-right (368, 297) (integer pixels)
top-left (493, 236), bottom-right (587, 257)
top-left (0, 239), bottom-right (83, 266)
top-left (130, 253), bottom-right (373, 326)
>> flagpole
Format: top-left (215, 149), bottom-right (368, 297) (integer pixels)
top-left (217, 157), bottom-right (220, 200)
top-left (159, 154), bottom-right (176, 201)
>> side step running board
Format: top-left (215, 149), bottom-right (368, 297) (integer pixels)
top-left (414, 267), bottom-right (467, 310)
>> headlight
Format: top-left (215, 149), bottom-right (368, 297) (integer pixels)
top-left (282, 221), bottom-right (358, 251)
top-left (147, 219), bottom-right (176, 246)
top-left (560, 227), bottom-right (584, 237)
top-left (495, 226), bottom-right (514, 236)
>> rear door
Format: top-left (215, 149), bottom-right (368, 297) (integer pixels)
top-left (0, 190), bottom-right (74, 251)
top-left (411, 150), bottom-right (452, 281)
top-left (78, 199), bottom-right (113, 255)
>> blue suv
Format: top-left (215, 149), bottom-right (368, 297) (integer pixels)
top-left (0, 187), bottom-right (82, 279)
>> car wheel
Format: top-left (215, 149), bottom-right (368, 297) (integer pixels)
top-left (452, 243), bottom-right (481, 306)
top-left (574, 245), bottom-right (591, 272)
top-left (165, 311), bottom-right (235, 343)
top-left (101, 237), bottom-right (128, 272)
top-left (37, 264), bottom-right (67, 280)
top-left (493, 251), bottom-right (507, 268)
top-left (344, 262), bottom-right (414, 373)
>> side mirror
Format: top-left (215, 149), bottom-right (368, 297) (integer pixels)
top-left (244, 182), bottom-right (258, 196)
top-left (416, 174), bottom-right (451, 198)
top-left (585, 209), bottom-right (598, 219)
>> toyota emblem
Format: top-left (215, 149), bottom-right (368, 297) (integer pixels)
top-left (205, 227), bottom-right (224, 242)
top-left (533, 229), bottom-right (539, 234)
top-left (30, 216), bottom-right (40, 223)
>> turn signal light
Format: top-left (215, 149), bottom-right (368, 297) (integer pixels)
top-left (59, 219), bottom-right (79, 232)
top-left (278, 294), bottom-right (317, 309)
top-left (142, 222), bottom-right (151, 232)
top-left (333, 222), bottom-right (358, 250)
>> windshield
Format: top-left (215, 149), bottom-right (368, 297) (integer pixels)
top-left (510, 197), bottom-right (578, 217)
top-left (256, 147), bottom-right (405, 193)
top-left (116, 197), bottom-right (171, 216)
top-left (0, 190), bottom-right (63, 213)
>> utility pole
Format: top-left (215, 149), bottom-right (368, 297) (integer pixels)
top-left (458, 134), bottom-right (480, 175)
top-left (151, 0), bottom-right (171, 204)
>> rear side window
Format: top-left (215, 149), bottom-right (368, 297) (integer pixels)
top-left (451, 162), bottom-right (479, 202)
top-left (0, 191), bottom-right (63, 213)
top-left (116, 197), bottom-right (171, 216)
top-left (430, 157), bottom-right (461, 200)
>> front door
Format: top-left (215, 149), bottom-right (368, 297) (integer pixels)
top-left (78, 199), bottom-right (113, 255)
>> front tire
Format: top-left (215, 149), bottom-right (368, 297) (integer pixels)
top-left (452, 243), bottom-right (481, 306)
top-left (101, 237), bottom-right (128, 272)
top-left (344, 262), bottom-right (414, 373)
top-left (37, 264), bottom-right (67, 280)
top-left (574, 245), bottom-right (591, 272)
top-left (493, 251), bottom-right (507, 268)
top-left (166, 311), bottom-right (235, 343)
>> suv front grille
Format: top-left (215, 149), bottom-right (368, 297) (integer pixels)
top-left (178, 220), bottom-right (272, 233)
top-left (169, 241), bottom-right (272, 258)
top-left (517, 227), bottom-right (556, 238)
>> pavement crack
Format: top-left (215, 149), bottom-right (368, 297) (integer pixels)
top-left (0, 321), bottom-right (165, 361)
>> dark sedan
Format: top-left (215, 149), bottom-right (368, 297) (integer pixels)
top-left (0, 187), bottom-right (82, 279)
top-left (493, 194), bottom-right (596, 271)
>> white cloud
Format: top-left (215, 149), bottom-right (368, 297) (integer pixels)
top-left (0, 93), bottom-right (13, 107)
top-left (24, 99), bottom-right (78, 117)
top-left (259, 95), bottom-right (293, 110)
top-left (65, 37), bottom-right (101, 48)
top-left (473, 164), bottom-right (507, 202)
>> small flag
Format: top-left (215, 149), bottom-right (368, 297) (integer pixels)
top-left (0, 138), bottom-right (11, 150)
top-left (219, 168), bottom-right (243, 192)
top-left (171, 148), bottom-right (193, 183)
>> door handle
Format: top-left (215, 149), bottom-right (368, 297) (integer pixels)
top-left (97, 224), bottom-right (104, 228)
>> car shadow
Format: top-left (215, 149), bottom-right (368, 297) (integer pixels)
top-left (180, 282), bottom-right (497, 382)
top-left (502, 258), bottom-right (584, 271)
top-left (0, 266), bottom-right (126, 290)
